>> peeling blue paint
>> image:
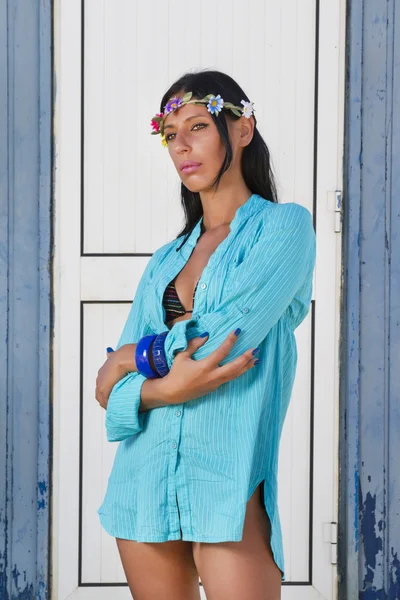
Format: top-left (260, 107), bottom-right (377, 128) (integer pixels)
top-left (37, 481), bottom-right (47, 496)
top-left (355, 462), bottom-right (359, 552)
top-left (389, 549), bottom-right (400, 599)
top-left (360, 491), bottom-right (383, 580)
top-left (340, 0), bottom-right (400, 598)
top-left (0, 0), bottom-right (52, 598)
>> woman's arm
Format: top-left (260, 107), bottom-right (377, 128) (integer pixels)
top-left (105, 373), bottom-right (166, 442)
top-left (107, 328), bottom-right (260, 442)
top-left (103, 204), bottom-right (315, 442)
top-left (102, 248), bottom-right (163, 441)
top-left (138, 377), bottom-right (167, 412)
top-left (161, 203), bottom-right (316, 370)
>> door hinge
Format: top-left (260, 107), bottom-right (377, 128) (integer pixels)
top-left (327, 190), bottom-right (342, 233)
top-left (323, 521), bottom-right (338, 565)
top-left (330, 521), bottom-right (338, 564)
top-left (334, 191), bottom-right (342, 233)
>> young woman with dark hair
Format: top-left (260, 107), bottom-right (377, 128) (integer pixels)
top-left (96, 69), bottom-right (316, 600)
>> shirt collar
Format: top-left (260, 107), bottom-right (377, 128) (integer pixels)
top-left (178, 193), bottom-right (269, 259)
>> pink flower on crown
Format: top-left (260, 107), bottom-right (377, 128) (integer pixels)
top-left (151, 113), bottom-right (164, 133)
top-left (164, 96), bottom-right (183, 114)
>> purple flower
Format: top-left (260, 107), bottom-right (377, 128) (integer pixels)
top-left (164, 96), bottom-right (183, 114)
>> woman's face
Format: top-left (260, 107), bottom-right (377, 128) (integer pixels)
top-left (163, 100), bottom-right (240, 193)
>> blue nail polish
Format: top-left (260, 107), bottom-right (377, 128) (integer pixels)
top-left (254, 359), bottom-right (262, 365)
top-left (106, 347), bottom-right (114, 353)
top-left (252, 348), bottom-right (260, 355)
top-left (235, 328), bottom-right (241, 336)
top-left (200, 332), bottom-right (209, 338)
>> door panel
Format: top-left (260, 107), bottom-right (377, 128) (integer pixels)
top-left (53, 0), bottom-right (344, 597)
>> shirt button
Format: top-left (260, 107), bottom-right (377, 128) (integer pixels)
top-left (175, 410), bottom-right (181, 417)
top-left (242, 307), bottom-right (250, 313)
top-left (200, 283), bottom-right (207, 290)
top-left (172, 442), bottom-right (177, 449)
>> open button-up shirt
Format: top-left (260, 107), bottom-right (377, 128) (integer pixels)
top-left (98, 193), bottom-right (316, 582)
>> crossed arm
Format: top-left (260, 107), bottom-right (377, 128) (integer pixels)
top-left (104, 204), bottom-right (316, 442)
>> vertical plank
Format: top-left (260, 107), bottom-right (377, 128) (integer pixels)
top-left (388, 2), bottom-right (400, 592)
top-left (37, 0), bottom-right (52, 596)
top-left (81, 303), bottom-right (129, 583)
top-left (53, 0), bottom-right (83, 597)
top-left (340, 0), bottom-right (400, 597)
top-left (0, 1), bottom-right (9, 597)
top-left (84, 0), bottom-right (106, 254)
top-left (0, 0), bottom-right (52, 598)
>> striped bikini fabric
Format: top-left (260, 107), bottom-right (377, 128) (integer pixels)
top-left (162, 278), bottom-right (199, 323)
top-left (97, 193), bottom-right (316, 582)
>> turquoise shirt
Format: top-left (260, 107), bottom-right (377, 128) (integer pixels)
top-left (97, 193), bottom-right (316, 582)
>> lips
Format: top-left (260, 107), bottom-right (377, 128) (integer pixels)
top-left (180, 161), bottom-right (202, 172)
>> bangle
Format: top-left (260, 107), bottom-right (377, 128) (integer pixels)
top-left (151, 331), bottom-right (170, 377)
top-left (135, 334), bottom-right (160, 379)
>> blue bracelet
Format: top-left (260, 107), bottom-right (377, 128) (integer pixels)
top-left (135, 334), bottom-right (160, 379)
top-left (151, 331), bottom-right (170, 377)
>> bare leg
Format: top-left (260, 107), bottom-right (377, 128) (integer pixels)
top-left (192, 481), bottom-right (282, 600)
top-left (116, 538), bottom-right (201, 600)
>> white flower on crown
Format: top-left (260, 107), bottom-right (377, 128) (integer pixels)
top-left (241, 100), bottom-right (254, 118)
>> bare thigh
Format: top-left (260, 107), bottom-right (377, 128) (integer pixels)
top-left (116, 538), bottom-right (201, 600)
top-left (192, 481), bottom-right (282, 600)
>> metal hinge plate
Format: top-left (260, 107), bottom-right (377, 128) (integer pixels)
top-left (323, 521), bottom-right (338, 565)
top-left (327, 190), bottom-right (342, 233)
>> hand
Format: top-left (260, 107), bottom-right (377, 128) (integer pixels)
top-left (95, 346), bottom-right (136, 409)
top-left (161, 330), bottom-right (260, 405)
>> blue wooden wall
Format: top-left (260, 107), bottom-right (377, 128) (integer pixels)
top-left (0, 0), bottom-right (399, 599)
top-left (0, 0), bottom-right (52, 599)
top-left (339, 0), bottom-right (400, 598)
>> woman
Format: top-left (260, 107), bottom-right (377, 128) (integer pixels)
top-left (96, 69), bottom-right (316, 600)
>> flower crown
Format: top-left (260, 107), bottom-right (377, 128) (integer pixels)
top-left (150, 91), bottom-right (255, 147)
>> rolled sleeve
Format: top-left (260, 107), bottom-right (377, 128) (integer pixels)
top-left (105, 372), bottom-right (148, 442)
top-left (104, 249), bottom-right (160, 442)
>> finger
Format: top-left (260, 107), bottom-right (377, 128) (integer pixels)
top-left (182, 333), bottom-right (209, 357)
top-left (237, 356), bottom-right (260, 377)
top-left (202, 328), bottom-right (243, 368)
top-left (214, 348), bottom-right (259, 381)
top-left (227, 361), bottom-right (257, 382)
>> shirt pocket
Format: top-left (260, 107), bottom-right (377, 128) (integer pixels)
top-left (218, 258), bottom-right (257, 319)
top-left (219, 260), bottom-right (240, 298)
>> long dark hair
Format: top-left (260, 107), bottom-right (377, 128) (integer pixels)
top-left (159, 69), bottom-right (279, 249)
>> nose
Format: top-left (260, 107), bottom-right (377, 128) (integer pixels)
top-left (173, 131), bottom-right (191, 154)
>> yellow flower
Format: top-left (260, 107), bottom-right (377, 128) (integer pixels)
top-left (161, 135), bottom-right (168, 147)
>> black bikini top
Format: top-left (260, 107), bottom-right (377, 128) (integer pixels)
top-left (163, 219), bottom-right (205, 325)
top-left (162, 277), bottom-right (199, 325)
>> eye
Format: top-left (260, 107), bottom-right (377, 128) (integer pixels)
top-left (165, 122), bottom-right (209, 142)
top-left (192, 122), bottom-right (208, 131)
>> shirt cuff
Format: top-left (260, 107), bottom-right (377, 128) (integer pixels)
top-left (105, 372), bottom-right (147, 442)
top-left (162, 318), bottom-right (200, 371)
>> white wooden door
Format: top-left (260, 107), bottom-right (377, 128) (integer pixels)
top-left (52, 0), bottom-right (345, 598)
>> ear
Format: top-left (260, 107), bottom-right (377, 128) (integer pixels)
top-left (239, 115), bottom-right (255, 148)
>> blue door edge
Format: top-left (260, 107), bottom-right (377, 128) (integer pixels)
top-left (339, 1), bottom-right (400, 598)
top-left (0, 1), bottom-right (53, 599)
